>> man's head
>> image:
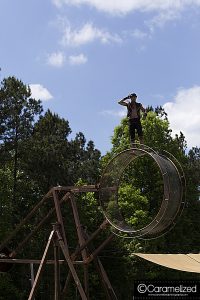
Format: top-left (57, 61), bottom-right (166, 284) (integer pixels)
top-left (130, 93), bottom-right (137, 102)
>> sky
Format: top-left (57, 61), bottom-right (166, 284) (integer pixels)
top-left (1, 0), bottom-right (200, 154)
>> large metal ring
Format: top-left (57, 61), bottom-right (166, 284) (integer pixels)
top-left (99, 145), bottom-right (186, 239)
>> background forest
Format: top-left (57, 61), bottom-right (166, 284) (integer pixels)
top-left (0, 76), bottom-right (200, 299)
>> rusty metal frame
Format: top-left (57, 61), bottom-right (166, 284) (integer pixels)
top-left (99, 146), bottom-right (186, 239)
top-left (0, 147), bottom-right (186, 299)
top-left (0, 186), bottom-right (117, 300)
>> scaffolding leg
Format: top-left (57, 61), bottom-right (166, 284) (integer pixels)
top-left (55, 228), bottom-right (88, 300)
top-left (28, 230), bottom-right (55, 300)
top-left (54, 232), bottom-right (61, 300)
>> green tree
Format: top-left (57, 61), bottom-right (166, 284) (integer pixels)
top-left (22, 111), bottom-right (101, 194)
top-left (100, 107), bottom-right (200, 295)
top-left (0, 167), bottom-right (13, 239)
top-left (70, 133), bottom-right (101, 184)
top-left (0, 77), bottom-right (102, 298)
top-left (22, 109), bottom-right (72, 192)
top-left (0, 76), bottom-right (43, 205)
top-left (0, 273), bottom-right (23, 300)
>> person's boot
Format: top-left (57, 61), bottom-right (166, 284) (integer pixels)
top-left (139, 136), bottom-right (144, 148)
top-left (130, 140), bottom-right (135, 148)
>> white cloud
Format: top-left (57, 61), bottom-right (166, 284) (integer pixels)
top-left (146, 9), bottom-right (181, 32)
top-left (30, 84), bottom-right (53, 101)
top-left (163, 86), bottom-right (200, 148)
top-left (131, 29), bottom-right (149, 39)
top-left (68, 53), bottom-right (88, 65)
top-left (46, 51), bottom-right (88, 67)
top-left (101, 109), bottom-right (126, 118)
top-left (52, 0), bottom-right (200, 16)
top-left (47, 51), bottom-right (65, 67)
top-left (61, 22), bottom-right (122, 47)
top-left (52, 1), bottom-right (200, 37)
top-left (52, 0), bottom-right (63, 8)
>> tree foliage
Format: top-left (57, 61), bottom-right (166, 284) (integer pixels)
top-left (0, 76), bottom-right (101, 299)
top-left (0, 76), bottom-right (43, 208)
top-left (1, 76), bottom-right (200, 298)
top-left (102, 108), bottom-right (200, 288)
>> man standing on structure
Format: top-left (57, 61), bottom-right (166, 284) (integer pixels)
top-left (118, 93), bottom-right (146, 146)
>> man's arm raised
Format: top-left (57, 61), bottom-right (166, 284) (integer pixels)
top-left (118, 95), bottom-right (129, 106)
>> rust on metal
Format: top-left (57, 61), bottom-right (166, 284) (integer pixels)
top-left (0, 145), bottom-right (186, 299)
top-left (99, 144), bottom-right (186, 239)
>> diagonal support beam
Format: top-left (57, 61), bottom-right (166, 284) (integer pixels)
top-left (28, 229), bottom-right (55, 300)
top-left (55, 227), bottom-right (88, 300)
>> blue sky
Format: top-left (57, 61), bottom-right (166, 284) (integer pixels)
top-left (1, 0), bottom-right (200, 154)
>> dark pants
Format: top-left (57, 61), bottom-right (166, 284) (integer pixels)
top-left (129, 118), bottom-right (143, 143)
